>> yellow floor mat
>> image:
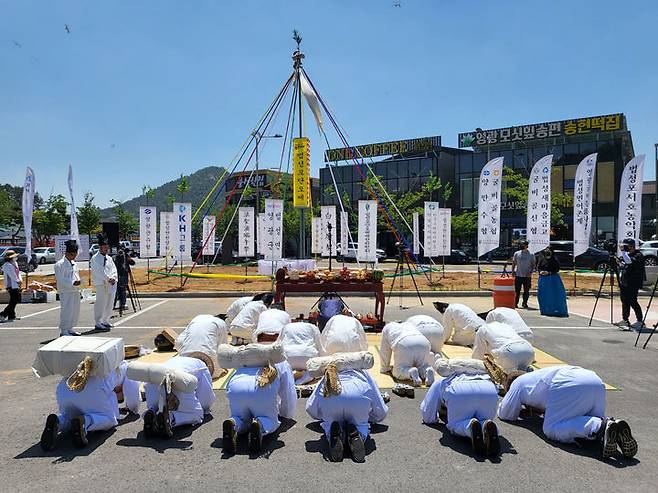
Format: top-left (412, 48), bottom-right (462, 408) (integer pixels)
top-left (134, 335), bottom-right (617, 391)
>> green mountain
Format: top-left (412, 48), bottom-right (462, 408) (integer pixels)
top-left (101, 166), bottom-right (227, 218)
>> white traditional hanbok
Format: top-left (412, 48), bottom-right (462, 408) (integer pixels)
top-left (486, 307), bottom-right (534, 341)
top-left (230, 300), bottom-right (268, 342)
top-left (90, 252), bottom-right (117, 327)
top-left (54, 257), bottom-right (81, 335)
top-left (471, 321), bottom-right (535, 372)
top-left (175, 314), bottom-right (228, 360)
top-left (379, 321), bottom-right (434, 386)
top-left (442, 304), bottom-right (487, 347)
top-left (405, 314), bottom-right (445, 353)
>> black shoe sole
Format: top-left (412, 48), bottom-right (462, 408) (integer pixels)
top-left (470, 419), bottom-right (485, 455)
top-left (71, 416), bottom-right (88, 448)
top-left (615, 420), bottom-right (638, 458)
top-left (157, 408), bottom-right (173, 439)
top-left (603, 421), bottom-right (619, 458)
top-left (40, 414), bottom-right (59, 451)
top-left (143, 410), bottom-right (158, 438)
top-left (483, 420), bottom-right (501, 458)
top-left (223, 419), bottom-right (238, 454)
top-left (328, 422), bottom-right (344, 462)
top-left (248, 420), bottom-right (262, 453)
top-left (346, 424), bottom-right (366, 463)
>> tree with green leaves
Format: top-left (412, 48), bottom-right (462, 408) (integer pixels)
top-left (177, 175), bottom-right (190, 202)
top-left (32, 194), bottom-right (69, 245)
top-left (110, 199), bottom-right (138, 240)
top-left (451, 210), bottom-right (478, 242)
top-left (142, 185), bottom-right (156, 206)
top-left (166, 192), bottom-right (176, 209)
top-left (77, 192), bottom-right (101, 235)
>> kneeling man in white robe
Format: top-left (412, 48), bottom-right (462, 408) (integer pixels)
top-left (380, 321), bottom-right (435, 387)
top-left (40, 360), bottom-right (140, 450)
top-left (221, 338), bottom-right (297, 454)
top-left (279, 321), bottom-right (325, 384)
top-left (498, 365), bottom-right (637, 459)
top-left (229, 294), bottom-right (274, 344)
top-left (420, 361), bottom-right (501, 457)
top-left (141, 356), bottom-right (215, 438)
top-left (306, 352), bottom-right (388, 463)
top-left (175, 314), bottom-right (228, 364)
top-left (471, 321), bottom-right (535, 372)
top-left (440, 303), bottom-right (487, 347)
top-left (486, 307), bottom-right (534, 341)
top-left (405, 314), bottom-right (445, 353)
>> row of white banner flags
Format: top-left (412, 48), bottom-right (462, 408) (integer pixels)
top-left (477, 153), bottom-right (647, 258)
top-left (131, 152), bottom-right (646, 263)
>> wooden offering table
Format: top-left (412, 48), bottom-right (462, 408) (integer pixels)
top-left (274, 278), bottom-right (385, 331)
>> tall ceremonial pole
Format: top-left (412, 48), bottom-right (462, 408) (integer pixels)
top-left (293, 31), bottom-right (306, 258)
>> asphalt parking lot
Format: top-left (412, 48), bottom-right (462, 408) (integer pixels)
top-left (1, 295), bottom-right (656, 492)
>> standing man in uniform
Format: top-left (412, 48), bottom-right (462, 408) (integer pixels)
top-left (90, 235), bottom-right (117, 331)
top-left (54, 240), bottom-right (82, 336)
top-left (0, 250), bottom-right (23, 323)
top-left (511, 241), bottom-right (536, 309)
top-left (616, 238), bottom-right (646, 330)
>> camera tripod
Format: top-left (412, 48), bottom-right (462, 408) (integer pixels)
top-left (588, 259), bottom-right (621, 326)
top-left (387, 243), bottom-right (423, 309)
top-left (635, 270), bottom-right (658, 348)
top-left (119, 268), bottom-right (142, 317)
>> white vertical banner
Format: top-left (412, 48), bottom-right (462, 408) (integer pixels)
top-left (238, 207), bottom-right (255, 257)
top-left (357, 200), bottom-right (377, 262)
top-left (22, 167), bottom-right (35, 259)
top-left (311, 217), bottom-right (321, 254)
top-left (412, 212), bottom-right (420, 255)
top-left (139, 206), bottom-right (157, 258)
top-left (67, 165), bottom-right (79, 243)
top-left (617, 155), bottom-right (646, 247)
top-left (160, 212), bottom-right (173, 258)
top-left (263, 199), bottom-right (283, 261)
top-left (477, 157), bottom-right (504, 258)
top-left (437, 208), bottom-right (452, 256)
top-left (258, 213), bottom-right (266, 254)
top-left (573, 153), bottom-right (598, 257)
top-left (423, 202), bottom-right (439, 257)
top-left (202, 215), bottom-right (216, 256)
top-left (54, 235), bottom-right (90, 262)
top-left (173, 202), bottom-right (192, 261)
top-left (340, 211), bottom-right (349, 255)
top-left (320, 205), bottom-right (337, 256)
top-left (526, 154), bottom-right (553, 254)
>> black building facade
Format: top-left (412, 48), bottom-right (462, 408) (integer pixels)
top-left (319, 114), bottom-right (651, 249)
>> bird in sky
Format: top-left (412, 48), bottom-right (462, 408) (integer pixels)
top-left (12, 40), bottom-right (22, 48)
top-left (393, 1), bottom-right (401, 7)
top-left (64, 24), bottom-right (71, 33)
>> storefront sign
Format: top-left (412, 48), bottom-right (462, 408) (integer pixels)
top-left (325, 136), bottom-right (441, 162)
top-left (458, 113), bottom-right (624, 148)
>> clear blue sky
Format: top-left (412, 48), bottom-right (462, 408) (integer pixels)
top-left (2, 0), bottom-right (657, 208)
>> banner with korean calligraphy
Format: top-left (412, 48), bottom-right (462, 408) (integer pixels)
top-left (340, 211), bottom-right (349, 255)
top-left (573, 153), bottom-right (598, 257)
top-left (423, 202), bottom-right (439, 257)
top-left (412, 212), bottom-right (420, 255)
top-left (160, 212), bottom-right (173, 258)
top-left (311, 217), bottom-right (321, 254)
top-left (67, 165), bottom-right (79, 243)
top-left (238, 207), bottom-right (255, 257)
top-left (526, 155), bottom-right (553, 254)
top-left (173, 202), bottom-right (192, 261)
top-left (617, 155), bottom-right (646, 247)
top-left (139, 206), bottom-right (157, 258)
top-left (263, 199), bottom-right (283, 261)
top-left (320, 205), bottom-right (337, 256)
top-left (477, 157), bottom-right (504, 258)
top-left (201, 215), bottom-right (216, 256)
top-left (357, 200), bottom-right (377, 262)
top-left (54, 235), bottom-right (90, 262)
top-left (293, 137), bottom-right (311, 208)
top-left (22, 167), bottom-right (35, 259)
top-left (437, 208), bottom-right (451, 256)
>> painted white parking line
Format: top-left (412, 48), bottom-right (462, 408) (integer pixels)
top-left (112, 299), bottom-right (169, 326)
top-left (530, 326), bottom-right (613, 330)
top-left (0, 325), bottom-right (187, 331)
top-left (19, 305), bottom-right (61, 319)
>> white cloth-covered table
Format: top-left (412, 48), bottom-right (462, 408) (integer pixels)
top-left (258, 259), bottom-right (317, 276)
top-left (32, 336), bottom-right (124, 378)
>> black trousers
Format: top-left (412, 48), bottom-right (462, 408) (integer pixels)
top-left (115, 284), bottom-right (128, 309)
top-left (514, 276), bottom-right (531, 306)
top-left (1, 288), bottom-right (21, 320)
top-left (620, 284), bottom-right (643, 322)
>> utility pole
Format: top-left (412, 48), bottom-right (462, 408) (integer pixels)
top-left (293, 30), bottom-right (306, 258)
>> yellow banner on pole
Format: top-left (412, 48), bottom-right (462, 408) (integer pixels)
top-left (293, 137), bottom-right (311, 208)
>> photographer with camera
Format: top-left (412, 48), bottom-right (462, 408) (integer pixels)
top-left (615, 238), bottom-right (646, 331)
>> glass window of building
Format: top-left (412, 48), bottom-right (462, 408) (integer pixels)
top-left (460, 178), bottom-right (473, 209)
top-left (596, 216), bottom-right (615, 239)
top-left (552, 166), bottom-right (564, 195)
top-left (596, 162), bottom-right (615, 203)
top-left (458, 154), bottom-right (472, 174)
top-left (420, 158), bottom-right (433, 176)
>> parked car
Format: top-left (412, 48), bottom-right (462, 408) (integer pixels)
top-left (337, 242), bottom-right (387, 261)
top-left (485, 246), bottom-right (515, 262)
top-left (639, 240), bottom-right (658, 266)
top-left (0, 246), bottom-right (38, 272)
top-left (544, 241), bottom-right (611, 271)
top-left (33, 247), bottom-right (56, 264)
top-left (89, 243), bottom-right (100, 256)
top-left (444, 249), bottom-right (472, 265)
